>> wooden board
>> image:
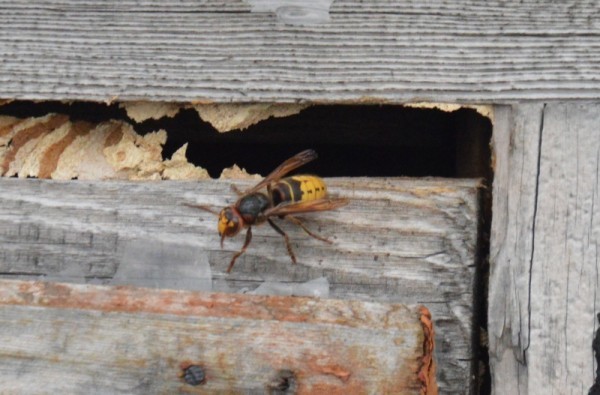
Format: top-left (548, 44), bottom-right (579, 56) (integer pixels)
top-left (489, 102), bottom-right (600, 394)
top-left (0, 177), bottom-right (481, 394)
top-left (0, 279), bottom-right (436, 394)
top-left (0, 1), bottom-right (598, 102)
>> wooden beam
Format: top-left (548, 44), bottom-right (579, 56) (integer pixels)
top-left (0, 279), bottom-right (436, 394)
top-left (489, 102), bottom-right (600, 394)
top-left (488, 103), bottom-right (541, 393)
top-left (0, 1), bottom-right (598, 102)
top-left (0, 177), bottom-right (481, 393)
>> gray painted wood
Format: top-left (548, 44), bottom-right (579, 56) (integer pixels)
top-left (0, 280), bottom-right (436, 394)
top-left (0, 1), bottom-right (599, 102)
top-left (489, 102), bottom-right (600, 394)
top-left (0, 177), bottom-right (480, 394)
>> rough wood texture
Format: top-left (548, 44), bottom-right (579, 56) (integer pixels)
top-left (0, 177), bottom-right (481, 394)
top-left (489, 102), bottom-right (600, 394)
top-left (0, 1), bottom-right (599, 102)
top-left (0, 279), bottom-right (437, 394)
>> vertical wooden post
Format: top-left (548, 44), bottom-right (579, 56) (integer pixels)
top-left (490, 102), bottom-right (600, 394)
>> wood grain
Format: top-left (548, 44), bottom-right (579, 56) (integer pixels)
top-left (0, 279), bottom-right (436, 394)
top-left (488, 103), bottom-right (542, 394)
top-left (0, 1), bottom-right (598, 102)
top-left (0, 177), bottom-right (481, 394)
top-left (489, 102), bottom-right (600, 394)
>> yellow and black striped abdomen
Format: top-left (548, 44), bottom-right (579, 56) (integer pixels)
top-left (271, 175), bottom-right (328, 205)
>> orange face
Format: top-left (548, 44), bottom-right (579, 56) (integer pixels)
top-left (218, 207), bottom-right (243, 240)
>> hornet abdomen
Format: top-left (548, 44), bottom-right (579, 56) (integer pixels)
top-left (271, 175), bottom-right (328, 206)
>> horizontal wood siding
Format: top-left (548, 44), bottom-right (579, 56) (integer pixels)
top-left (0, 280), bottom-right (436, 394)
top-left (0, 177), bottom-right (481, 393)
top-left (0, 0), bottom-right (598, 102)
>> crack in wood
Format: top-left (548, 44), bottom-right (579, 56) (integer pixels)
top-left (524, 103), bottom-right (546, 361)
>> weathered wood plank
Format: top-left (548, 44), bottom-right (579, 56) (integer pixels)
top-left (0, 1), bottom-right (598, 102)
top-left (0, 177), bottom-right (480, 394)
top-left (489, 102), bottom-right (600, 394)
top-left (0, 279), bottom-right (437, 394)
top-left (488, 103), bottom-right (541, 394)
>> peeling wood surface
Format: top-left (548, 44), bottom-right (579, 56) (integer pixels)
top-left (0, 1), bottom-right (599, 102)
top-left (0, 279), bottom-right (436, 394)
top-left (489, 102), bottom-right (600, 394)
top-left (0, 177), bottom-right (480, 394)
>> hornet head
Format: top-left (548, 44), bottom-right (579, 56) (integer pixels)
top-left (218, 207), bottom-right (244, 247)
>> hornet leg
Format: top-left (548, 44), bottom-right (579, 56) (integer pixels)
top-left (184, 203), bottom-right (219, 216)
top-left (227, 227), bottom-right (252, 273)
top-left (268, 219), bottom-right (297, 264)
top-left (285, 215), bottom-right (332, 244)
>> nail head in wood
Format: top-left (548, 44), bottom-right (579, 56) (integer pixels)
top-left (181, 363), bottom-right (205, 386)
top-left (267, 369), bottom-right (297, 395)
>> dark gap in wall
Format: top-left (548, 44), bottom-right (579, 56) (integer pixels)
top-left (154, 104), bottom-right (495, 395)
top-left (155, 105), bottom-right (491, 179)
top-left (590, 314), bottom-right (600, 395)
top-left (0, 101), bottom-right (492, 180)
top-left (0, 100), bottom-right (128, 124)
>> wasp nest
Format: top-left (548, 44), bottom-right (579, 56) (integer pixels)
top-left (0, 114), bottom-right (209, 180)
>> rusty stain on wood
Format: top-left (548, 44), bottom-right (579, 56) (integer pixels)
top-left (4, 280), bottom-right (410, 330)
top-left (0, 176), bottom-right (477, 392)
top-left (0, 279), bottom-right (437, 394)
top-left (419, 306), bottom-right (437, 395)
